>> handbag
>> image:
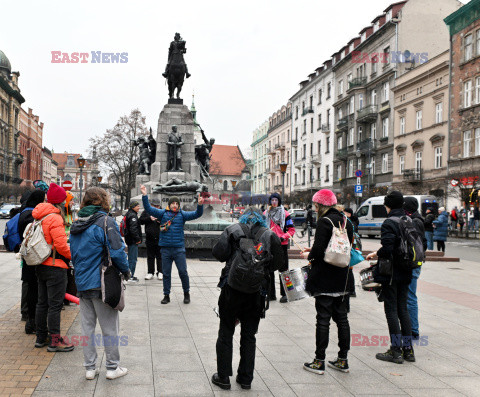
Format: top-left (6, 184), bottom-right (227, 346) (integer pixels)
top-left (101, 215), bottom-right (125, 311)
top-left (349, 248), bottom-right (364, 267)
top-left (377, 256), bottom-right (393, 277)
top-left (160, 211), bottom-right (179, 232)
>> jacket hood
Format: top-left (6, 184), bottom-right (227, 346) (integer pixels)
top-left (70, 212), bottom-right (106, 235)
top-left (25, 190), bottom-right (46, 208)
top-left (32, 203), bottom-right (61, 220)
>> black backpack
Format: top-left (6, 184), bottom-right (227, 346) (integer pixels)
top-left (227, 224), bottom-right (272, 294)
top-left (391, 216), bottom-right (424, 270)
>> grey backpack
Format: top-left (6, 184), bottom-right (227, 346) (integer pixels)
top-left (19, 214), bottom-right (55, 266)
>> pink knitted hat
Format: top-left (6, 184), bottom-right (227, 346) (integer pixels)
top-left (312, 189), bottom-right (337, 206)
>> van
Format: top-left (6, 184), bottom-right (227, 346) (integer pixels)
top-left (355, 195), bottom-right (439, 237)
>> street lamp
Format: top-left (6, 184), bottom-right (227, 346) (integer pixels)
top-left (231, 180), bottom-right (237, 222)
top-left (77, 155), bottom-right (86, 204)
top-left (280, 162), bottom-right (288, 203)
top-left (95, 175), bottom-right (103, 186)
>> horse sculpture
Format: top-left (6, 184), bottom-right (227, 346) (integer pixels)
top-left (163, 33), bottom-right (191, 99)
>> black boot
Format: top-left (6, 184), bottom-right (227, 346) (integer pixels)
top-left (25, 319), bottom-right (36, 335)
top-left (161, 295), bottom-right (170, 304)
top-left (211, 373), bottom-right (230, 390)
top-left (376, 348), bottom-right (404, 364)
top-left (402, 346), bottom-right (416, 362)
top-left (184, 292), bottom-right (190, 304)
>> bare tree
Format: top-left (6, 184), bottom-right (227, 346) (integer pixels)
top-left (90, 109), bottom-right (149, 210)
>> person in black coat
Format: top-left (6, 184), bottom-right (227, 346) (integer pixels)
top-left (125, 201), bottom-right (142, 282)
top-left (423, 207), bottom-right (435, 250)
top-left (301, 190), bottom-right (353, 375)
top-left (18, 189), bottom-right (46, 334)
top-left (366, 191), bottom-right (414, 364)
top-left (139, 198), bottom-right (163, 280)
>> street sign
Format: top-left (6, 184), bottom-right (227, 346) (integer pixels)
top-left (62, 180), bottom-right (73, 191)
top-left (356, 177), bottom-right (361, 185)
top-left (450, 179), bottom-right (459, 187)
top-left (354, 185), bottom-right (363, 194)
top-left (355, 170), bottom-right (363, 178)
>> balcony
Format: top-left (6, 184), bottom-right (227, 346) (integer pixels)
top-left (356, 138), bottom-right (376, 153)
top-left (321, 124), bottom-right (330, 133)
top-left (357, 105), bottom-right (378, 122)
top-left (336, 148), bottom-right (348, 159)
top-left (291, 139), bottom-right (298, 146)
top-left (265, 167), bottom-right (271, 174)
top-left (337, 116), bottom-right (349, 131)
top-left (274, 184), bottom-right (282, 191)
top-left (294, 158), bottom-right (304, 168)
top-left (302, 107), bottom-right (314, 116)
top-left (268, 167), bottom-right (276, 175)
top-left (267, 146), bottom-right (276, 155)
top-left (274, 142), bottom-right (285, 151)
top-left (312, 153), bottom-right (322, 164)
top-left (403, 168), bottom-right (422, 183)
top-left (348, 76), bottom-right (367, 90)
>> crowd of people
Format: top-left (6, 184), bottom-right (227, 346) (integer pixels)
top-left (9, 180), bottom-right (460, 388)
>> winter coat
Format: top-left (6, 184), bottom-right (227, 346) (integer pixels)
top-left (433, 211), bottom-right (449, 242)
top-left (31, 203), bottom-right (71, 269)
top-left (70, 211), bottom-right (129, 292)
top-left (424, 213), bottom-right (435, 233)
top-left (212, 222), bottom-right (284, 288)
top-left (263, 209), bottom-right (295, 246)
top-left (142, 195), bottom-right (203, 248)
top-left (374, 208), bottom-right (412, 284)
top-left (458, 210), bottom-right (466, 225)
top-left (306, 208), bottom-right (354, 294)
top-left (408, 211), bottom-right (428, 252)
top-left (139, 210), bottom-right (160, 243)
top-left (124, 208), bottom-right (142, 246)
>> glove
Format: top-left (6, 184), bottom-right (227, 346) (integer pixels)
top-left (122, 271), bottom-right (132, 281)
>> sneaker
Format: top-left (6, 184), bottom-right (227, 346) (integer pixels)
top-left (145, 273), bottom-right (154, 280)
top-left (327, 357), bottom-right (349, 373)
top-left (376, 349), bottom-right (404, 364)
top-left (25, 320), bottom-right (36, 335)
top-left (161, 295), bottom-right (170, 304)
top-left (106, 366), bottom-right (128, 380)
top-left (129, 277), bottom-right (139, 283)
top-left (403, 347), bottom-right (416, 362)
top-left (236, 376), bottom-right (251, 390)
top-left (211, 373), bottom-right (231, 390)
top-left (279, 296), bottom-right (288, 303)
top-left (86, 368), bottom-right (100, 380)
top-left (157, 273), bottom-right (163, 280)
top-left (35, 335), bottom-right (51, 348)
top-left (184, 293), bottom-right (190, 304)
top-left (47, 338), bottom-right (75, 352)
top-left (412, 332), bottom-right (420, 341)
top-left (303, 359), bottom-right (325, 375)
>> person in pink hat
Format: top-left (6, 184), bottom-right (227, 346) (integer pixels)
top-left (301, 189), bottom-right (353, 375)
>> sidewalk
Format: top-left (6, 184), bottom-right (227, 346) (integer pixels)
top-left (1, 252), bottom-right (480, 396)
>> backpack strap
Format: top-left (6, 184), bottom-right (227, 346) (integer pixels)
top-left (238, 223), bottom-right (251, 239)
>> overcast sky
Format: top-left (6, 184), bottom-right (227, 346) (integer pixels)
top-left (1, 0), bottom-right (466, 159)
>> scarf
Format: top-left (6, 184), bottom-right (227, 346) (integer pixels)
top-left (77, 205), bottom-right (103, 218)
top-left (266, 205), bottom-right (286, 230)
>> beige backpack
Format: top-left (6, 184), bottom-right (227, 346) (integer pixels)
top-left (324, 216), bottom-right (351, 268)
top-left (20, 214), bottom-right (56, 266)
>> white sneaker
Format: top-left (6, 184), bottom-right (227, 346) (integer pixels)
top-left (86, 368), bottom-right (100, 380)
top-left (106, 366), bottom-right (128, 380)
top-left (145, 273), bottom-right (154, 280)
top-left (157, 273), bottom-right (163, 280)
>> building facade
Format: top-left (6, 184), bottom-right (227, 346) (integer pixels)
top-left (392, 50), bottom-right (449, 196)
top-left (0, 50), bottom-right (25, 184)
top-left (251, 120), bottom-right (269, 194)
top-left (18, 107), bottom-right (43, 184)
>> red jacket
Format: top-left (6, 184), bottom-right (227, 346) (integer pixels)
top-left (264, 209), bottom-right (295, 246)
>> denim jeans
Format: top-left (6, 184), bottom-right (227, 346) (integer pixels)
top-left (425, 231), bottom-right (434, 250)
top-left (161, 246), bottom-right (189, 295)
top-left (407, 267), bottom-right (422, 335)
top-left (35, 265), bottom-right (67, 339)
top-left (382, 281), bottom-right (412, 351)
top-left (127, 244), bottom-right (138, 277)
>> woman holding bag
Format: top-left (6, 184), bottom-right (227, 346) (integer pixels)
top-left (301, 189), bottom-right (353, 375)
top-left (70, 187), bottom-right (131, 380)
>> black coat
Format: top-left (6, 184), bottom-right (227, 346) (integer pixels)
top-left (139, 210), bottom-right (160, 243)
top-left (124, 208), bottom-right (142, 245)
top-left (409, 211), bottom-right (428, 252)
top-left (424, 213), bottom-right (435, 233)
top-left (306, 208), bottom-right (354, 294)
top-left (375, 208), bottom-right (412, 284)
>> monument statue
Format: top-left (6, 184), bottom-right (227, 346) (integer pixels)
top-left (167, 125), bottom-right (184, 171)
top-left (162, 32), bottom-right (191, 100)
top-left (147, 128), bottom-right (156, 164)
top-left (195, 126), bottom-right (215, 180)
top-left (153, 177), bottom-right (208, 195)
top-left (135, 137), bottom-right (153, 175)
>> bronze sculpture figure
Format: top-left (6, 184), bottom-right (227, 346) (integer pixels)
top-left (162, 32), bottom-right (191, 100)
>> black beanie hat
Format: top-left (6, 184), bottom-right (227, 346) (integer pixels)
top-left (168, 196), bottom-right (180, 207)
top-left (384, 191), bottom-right (404, 209)
top-left (269, 192), bottom-right (282, 206)
top-left (25, 189), bottom-right (46, 208)
top-left (129, 200), bottom-right (140, 209)
top-left (403, 197), bottom-right (419, 214)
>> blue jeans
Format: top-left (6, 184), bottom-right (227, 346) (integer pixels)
top-left (425, 231), bottom-right (434, 250)
top-left (127, 244), bottom-right (138, 277)
top-left (407, 267), bottom-right (422, 335)
top-left (161, 246), bottom-right (189, 295)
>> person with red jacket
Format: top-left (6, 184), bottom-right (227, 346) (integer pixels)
top-left (263, 193), bottom-right (295, 303)
top-left (32, 183), bottom-right (73, 352)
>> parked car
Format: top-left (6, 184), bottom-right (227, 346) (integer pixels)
top-left (289, 208), bottom-right (317, 229)
top-left (0, 204), bottom-right (20, 219)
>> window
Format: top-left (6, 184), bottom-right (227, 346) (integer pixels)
top-left (302, 170), bottom-right (305, 184)
top-left (310, 142), bottom-right (313, 156)
top-left (415, 151), bottom-right (422, 171)
top-left (303, 119), bottom-right (307, 134)
top-left (433, 102), bottom-right (442, 124)
top-left (317, 140), bottom-right (321, 154)
top-left (309, 96), bottom-right (313, 108)
top-left (415, 110), bottom-right (422, 130)
top-left (465, 34), bottom-right (473, 61)
top-left (383, 81), bottom-right (390, 102)
top-left (223, 180), bottom-right (228, 190)
top-left (325, 165), bottom-right (330, 181)
top-left (371, 89), bottom-right (377, 105)
top-left (326, 136), bottom-right (330, 153)
top-left (382, 117), bottom-right (389, 138)
top-left (476, 77), bottom-right (480, 104)
top-left (317, 167), bottom-right (321, 180)
top-left (294, 149), bottom-right (297, 161)
top-left (336, 164), bottom-right (342, 180)
top-left (371, 157), bottom-right (375, 174)
top-left (318, 89), bottom-right (322, 104)
top-left (295, 174), bottom-right (298, 185)
top-left (326, 109), bottom-right (330, 126)
top-left (358, 158), bottom-right (362, 171)
top-left (372, 55), bottom-right (378, 74)
top-left (327, 82), bottom-right (331, 98)
top-left (400, 117), bottom-right (405, 135)
top-left (372, 205), bottom-right (387, 218)
top-left (318, 113), bottom-right (322, 128)
top-left (348, 128), bottom-right (354, 146)
top-left (359, 94), bottom-right (364, 109)
top-left (464, 80), bottom-right (473, 107)
top-left (358, 126), bottom-right (363, 142)
top-left (382, 153), bottom-right (388, 173)
top-left (435, 147), bottom-right (442, 169)
top-left (464, 130), bottom-right (472, 158)
top-left (302, 101), bottom-right (305, 112)
top-left (476, 128), bottom-right (480, 156)
top-left (339, 80), bottom-right (344, 95)
top-left (309, 168), bottom-right (313, 182)
top-left (347, 73), bottom-right (352, 83)
top-left (348, 159), bottom-right (354, 177)
top-left (357, 206), bottom-right (369, 217)
top-left (399, 155), bottom-right (405, 173)
top-left (477, 29), bottom-right (480, 56)
top-left (310, 118), bottom-right (314, 133)
top-left (337, 136), bottom-right (342, 150)
top-left (384, 46), bottom-right (390, 65)
top-left (371, 123), bottom-right (377, 140)
top-left (303, 144), bottom-right (306, 158)
top-left (295, 127), bottom-right (298, 140)
top-left (349, 96), bottom-right (355, 114)
top-left (338, 108), bottom-right (343, 120)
